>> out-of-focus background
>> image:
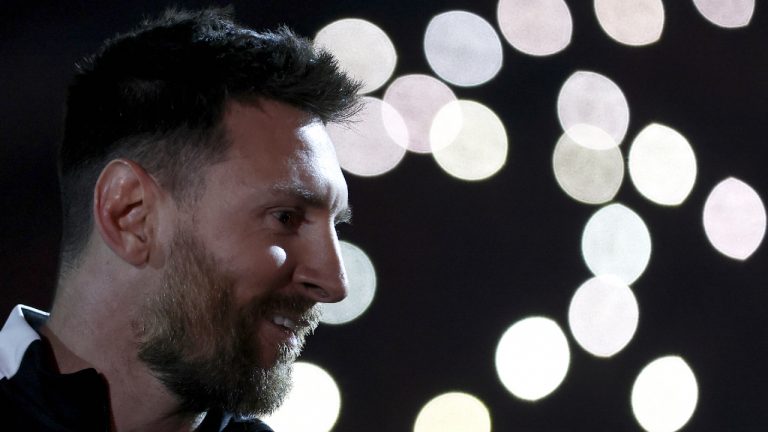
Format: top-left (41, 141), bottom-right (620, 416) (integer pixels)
top-left (2, 1), bottom-right (766, 431)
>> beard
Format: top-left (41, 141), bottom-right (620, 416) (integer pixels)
top-left (134, 228), bottom-right (320, 417)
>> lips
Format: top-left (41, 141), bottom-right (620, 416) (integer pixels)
top-left (258, 295), bottom-right (321, 338)
top-left (249, 300), bottom-right (322, 367)
top-left (271, 314), bottom-right (298, 332)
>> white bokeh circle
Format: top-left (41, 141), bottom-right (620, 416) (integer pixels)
top-left (557, 71), bottom-right (630, 150)
top-left (703, 177), bottom-right (766, 260)
top-left (594, 0), bottom-right (665, 46)
top-left (328, 96), bottom-right (407, 177)
top-left (497, 0), bottom-right (573, 56)
top-left (632, 356), bottom-right (698, 432)
top-left (693, 0), bottom-right (754, 28)
top-left (568, 275), bottom-right (639, 357)
top-left (315, 18), bottom-right (397, 94)
top-left (414, 392), bottom-right (492, 432)
top-left (582, 203), bottom-right (652, 285)
top-left (628, 123), bottom-right (697, 206)
top-left (430, 100), bottom-right (508, 181)
top-left (262, 362), bottom-right (342, 432)
top-left (424, 11), bottom-right (503, 87)
top-left (383, 74), bottom-right (457, 153)
top-left (495, 316), bottom-right (570, 401)
top-left (553, 131), bottom-right (625, 205)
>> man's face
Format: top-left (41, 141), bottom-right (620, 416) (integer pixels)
top-left (136, 100), bottom-right (350, 416)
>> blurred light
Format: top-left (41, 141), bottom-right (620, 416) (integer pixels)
top-left (557, 71), bottom-right (629, 150)
top-left (429, 99), bottom-right (463, 153)
top-left (328, 96), bottom-right (407, 177)
top-left (383, 74), bottom-right (458, 154)
top-left (552, 131), bottom-right (624, 205)
top-left (582, 203), bottom-right (651, 285)
top-left (632, 356), bottom-right (698, 432)
top-left (320, 241), bottom-right (377, 324)
top-left (629, 123), bottom-right (697, 206)
top-left (703, 177), bottom-right (766, 260)
top-left (594, 0), bottom-right (665, 46)
top-left (568, 275), bottom-right (639, 357)
top-left (315, 19), bottom-right (397, 94)
top-left (561, 123), bottom-right (618, 151)
top-left (424, 11), bottom-right (503, 87)
top-left (693, 0), bottom-right (754, 28)
top-left (262, 362), bottom-right (341, 432)
top-left (413, 392), bottom-right (492, 432)
top-left (430, 100), bottom-right (508, 181)
top-left (496, 0), bottom-right (573, 56)
top-left (495, 316), bottom-right (570, 401)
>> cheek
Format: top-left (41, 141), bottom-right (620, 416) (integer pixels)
top-left (231, 245), bottom-right (289, 304)
top-left (268, 245), bottom-right (287, 267)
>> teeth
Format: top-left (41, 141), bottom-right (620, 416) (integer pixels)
top-left (272, 315), bottom-right (297, 331)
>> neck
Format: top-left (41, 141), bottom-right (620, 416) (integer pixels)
top-left (44, 266), bottom-right (203, 431)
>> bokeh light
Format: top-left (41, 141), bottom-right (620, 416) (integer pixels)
top-left (383, 74), bottom-right (458, 153)
top-left (594, 0), bottom-right (665, 46)
top-left (315, 18), bottom-right (397, 94)
top-left (413, 392), bottom-right (492, 432)
top-left (693, 0), bottom-right (754, 29)
top-left (262, 362), bottom-right (341, 432)
top-left (430, 100), bottom-right (508, 181)
top-left (496, 0), bottom-right (573, 56)
top-left (703, 177), bottom-right (766, 260)
top-left (557, 71), bottom-right (630, 150)
top-left (582, 203), bottom-right (652, 285)
top-left (568, 275), bottom-right (639, 357)
top-left (552, 131), bottom-right (624, 205)
top-left (632, 356), bottom-right (698, 432)
top-left (328, 96), bottom-right (407, 177)
top-left (320, 241), bottom-right (377, 324)
top-left (495, 316), bottom-right (570, 401)
top-left (628, 123), bottom-right (697, 206)
top-left (424, 11), bottom-right (503, 87)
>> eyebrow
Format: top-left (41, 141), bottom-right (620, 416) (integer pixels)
top-left (270, 183), bottom-right (352, 224)
top-left (335, 206), bottom-right (353, 225)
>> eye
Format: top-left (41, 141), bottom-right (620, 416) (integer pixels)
top-left (273, 209), bottom-right (304, 229)
top-left (277, 211), bottom-right (293, 224)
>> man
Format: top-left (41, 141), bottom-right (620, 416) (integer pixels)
top-left (0, 7), bottom-right (360, 431)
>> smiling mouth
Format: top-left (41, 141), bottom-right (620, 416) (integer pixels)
top-left (257, 297), bottom-right (322, 343)
top-left (271, 314), bottom-right (298, 333)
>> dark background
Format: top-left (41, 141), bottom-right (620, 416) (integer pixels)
top-left (1, 1), bottom-right (766, 430)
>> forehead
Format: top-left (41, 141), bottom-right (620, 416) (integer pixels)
top-left (216, 100), bottom-right (347, 204)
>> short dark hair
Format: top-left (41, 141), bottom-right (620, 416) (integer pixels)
top-left (58, 7), bottom-right (361, 271)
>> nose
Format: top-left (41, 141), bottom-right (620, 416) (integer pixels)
top-left (292, 224), bottom-right (349, 303)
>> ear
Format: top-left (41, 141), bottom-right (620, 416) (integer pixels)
top-left (93, 159), bottom-right (162, 267)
